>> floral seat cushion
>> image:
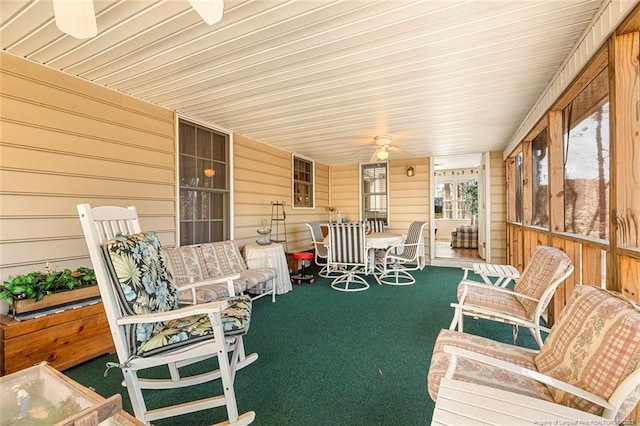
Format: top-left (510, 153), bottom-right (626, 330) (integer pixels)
top-left (102, 232), bottom-right (251, 357)
top-left (535, 285), bottom-right (640, 422)
top-left (427, 329), bottom-right (553, 403)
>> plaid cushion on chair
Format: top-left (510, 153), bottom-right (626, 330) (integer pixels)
top-left (456, 283), bottom-right (528, 319)
top-left (513, 246), bottom-right (572, 319)
top-left (536, 285), bottom-right (640, 422)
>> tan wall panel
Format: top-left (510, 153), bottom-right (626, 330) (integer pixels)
top-left (490, 151), bottom-right (507, 263)
top-left (233, 134), bottom-right (329, 253)
top-left (2, 97), bottom-right (173, 151)
top-left (1, 146), bottom-right (173, 183)
top-left (0, 53), bottom-right (176, 282)
top-left (1, 171), bottom-right (173, 198)
top-left (2, 122), bottom-right (173, 166)
top-left (1, 72), bottom-right (173, 134)
top-left (0, 195), bottom-right (175, 217)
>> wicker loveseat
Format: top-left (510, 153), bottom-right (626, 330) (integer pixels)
top-left (165, 240), bottom-right (277, 303)
top-left (451, 224), bottom-right (478, 249)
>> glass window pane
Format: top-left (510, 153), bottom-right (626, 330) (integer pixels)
top-left (362, 163), bottom-right (388, 223)
top-left (563, 69), bottom-right (609, 241)
top-left (179, 120), bottom-right (230, 245)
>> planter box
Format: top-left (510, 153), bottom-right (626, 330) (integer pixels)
top-left (11, 285), bottom-right (101, 315)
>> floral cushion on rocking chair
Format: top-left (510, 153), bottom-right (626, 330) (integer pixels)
top-left (102, 231), bottom-right (251, 357)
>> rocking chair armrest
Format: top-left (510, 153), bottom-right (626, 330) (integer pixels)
top-left (116, 300), bottom-right (229, 325)
top-left (442, 345), bottom-right (614, 411)
top-left (459, 279), bottom-right (540, 302)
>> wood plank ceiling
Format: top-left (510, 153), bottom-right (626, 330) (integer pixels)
top-left (0, 0), bottom-right (619, 165)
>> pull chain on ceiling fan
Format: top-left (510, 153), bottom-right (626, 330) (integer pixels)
top-left (52, 0), bottom-right (224, 39)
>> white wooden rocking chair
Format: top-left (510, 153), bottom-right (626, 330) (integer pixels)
top-left (77, 204), bottom-right (255, 425)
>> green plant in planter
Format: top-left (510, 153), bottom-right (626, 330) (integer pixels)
top-left (0, 263), bottom-right (97, 304)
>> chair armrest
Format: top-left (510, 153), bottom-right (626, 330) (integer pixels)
top-left (450, 303), bottom-right (551, 333)
top-left (459, 279), bottom-right (540, 302)
top-left (442, 345), bottom-right (614, 411)
top-left (116, 300), bottom-right (229, 325)
top-left (178, 274), bottom-right (240, 291)
top-left (176, 273), bottom-right (241, 302)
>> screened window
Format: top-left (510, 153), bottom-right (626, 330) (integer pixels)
top-left (514, 152), bottom-right (523, 223)
top-left (178, 120), bottom-right (230, 245)
top-left (563, 68), bottom-right (609, 241)
top-left (293, 155), bottom-right (314, 208)
top-left (531, 129), bottom-right (549, 228)
top-left (362, 163), bottom-right (388, 223)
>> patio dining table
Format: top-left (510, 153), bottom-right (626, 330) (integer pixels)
top-left (324, 231), bottom-right (404, 274)
top-left (366, 232), bottom-right (404, 274)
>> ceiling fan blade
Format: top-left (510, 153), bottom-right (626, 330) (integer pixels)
top-left (369, 150), bottom-right (379, 163)
top-left (52, 0), bottom-right (97, 39)
top-left (188, 0), bottom-right (224, 25)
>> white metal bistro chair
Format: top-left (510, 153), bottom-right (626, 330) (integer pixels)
top-left (77, 204), bottom-right (255, 425)
top-left (327, 223), bottom-right (370, 292)
top-left (377, 221), bottom-right (427, 285)
top-left (306, 222), bottom-right (336, 278)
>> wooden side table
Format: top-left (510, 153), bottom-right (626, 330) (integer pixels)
top-left (0, 302), bottom-right (115, 375)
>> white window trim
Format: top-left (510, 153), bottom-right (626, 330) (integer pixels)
top-left (291, 153), bottom-right (315, 209)
top-left (359, 161), bottom-right (390, 226)
top-left (175, 112), bottom-right (234, 241)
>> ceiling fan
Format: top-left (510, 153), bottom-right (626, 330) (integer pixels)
top-left (369, 135), bottom-right (405, 162)
top-left (52, 0), bottom-right (224, 39)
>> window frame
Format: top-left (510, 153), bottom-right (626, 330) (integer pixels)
top-left (291, 154), bottom-right (315, 209)
top-left (177, 118), bottom-right (232, 245)
top-left (360, 162), bottom-right (389, 225)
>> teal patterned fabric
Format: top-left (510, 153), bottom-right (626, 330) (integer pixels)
top-left (102, 232), bottom-right (251, 357)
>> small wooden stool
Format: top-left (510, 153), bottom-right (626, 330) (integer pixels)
top-left (291, 252), bottom-right (314, 285)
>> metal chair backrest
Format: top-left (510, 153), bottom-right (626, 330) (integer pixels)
top-left (401, 221), bottom-right (427, 260)
top-left (328, 223), bottom-right (366, 266)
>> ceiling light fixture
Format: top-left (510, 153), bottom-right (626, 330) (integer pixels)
top-left (52, 0), bottom-right (97, 39)
top-left (188, 0), bottom-right (224, 25)
top-left (376, 148), bottom-right (389, 161)
top-left (52, 0), bottom-right (224, 39)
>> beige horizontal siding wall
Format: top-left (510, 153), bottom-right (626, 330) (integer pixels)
top-left (489, 151), bottom-right (507, 263)
top-left (0, 52), bottom-right (176, 283)
top-left (388, 158), bottom-right (431, 259)
top-left (329, 164), bottom-right (360, 222)
top-left (233, 134), bottom-right (329, 253)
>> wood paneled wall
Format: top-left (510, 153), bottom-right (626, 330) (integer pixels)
top-left (0, 52), bottom-right (176, 284)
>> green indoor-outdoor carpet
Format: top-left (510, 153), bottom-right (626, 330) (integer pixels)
top-left (64, 265), bottom-right (538, 425)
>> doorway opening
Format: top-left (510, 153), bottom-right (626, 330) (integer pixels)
top-left (432, 154), bottom-right (482, 265)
